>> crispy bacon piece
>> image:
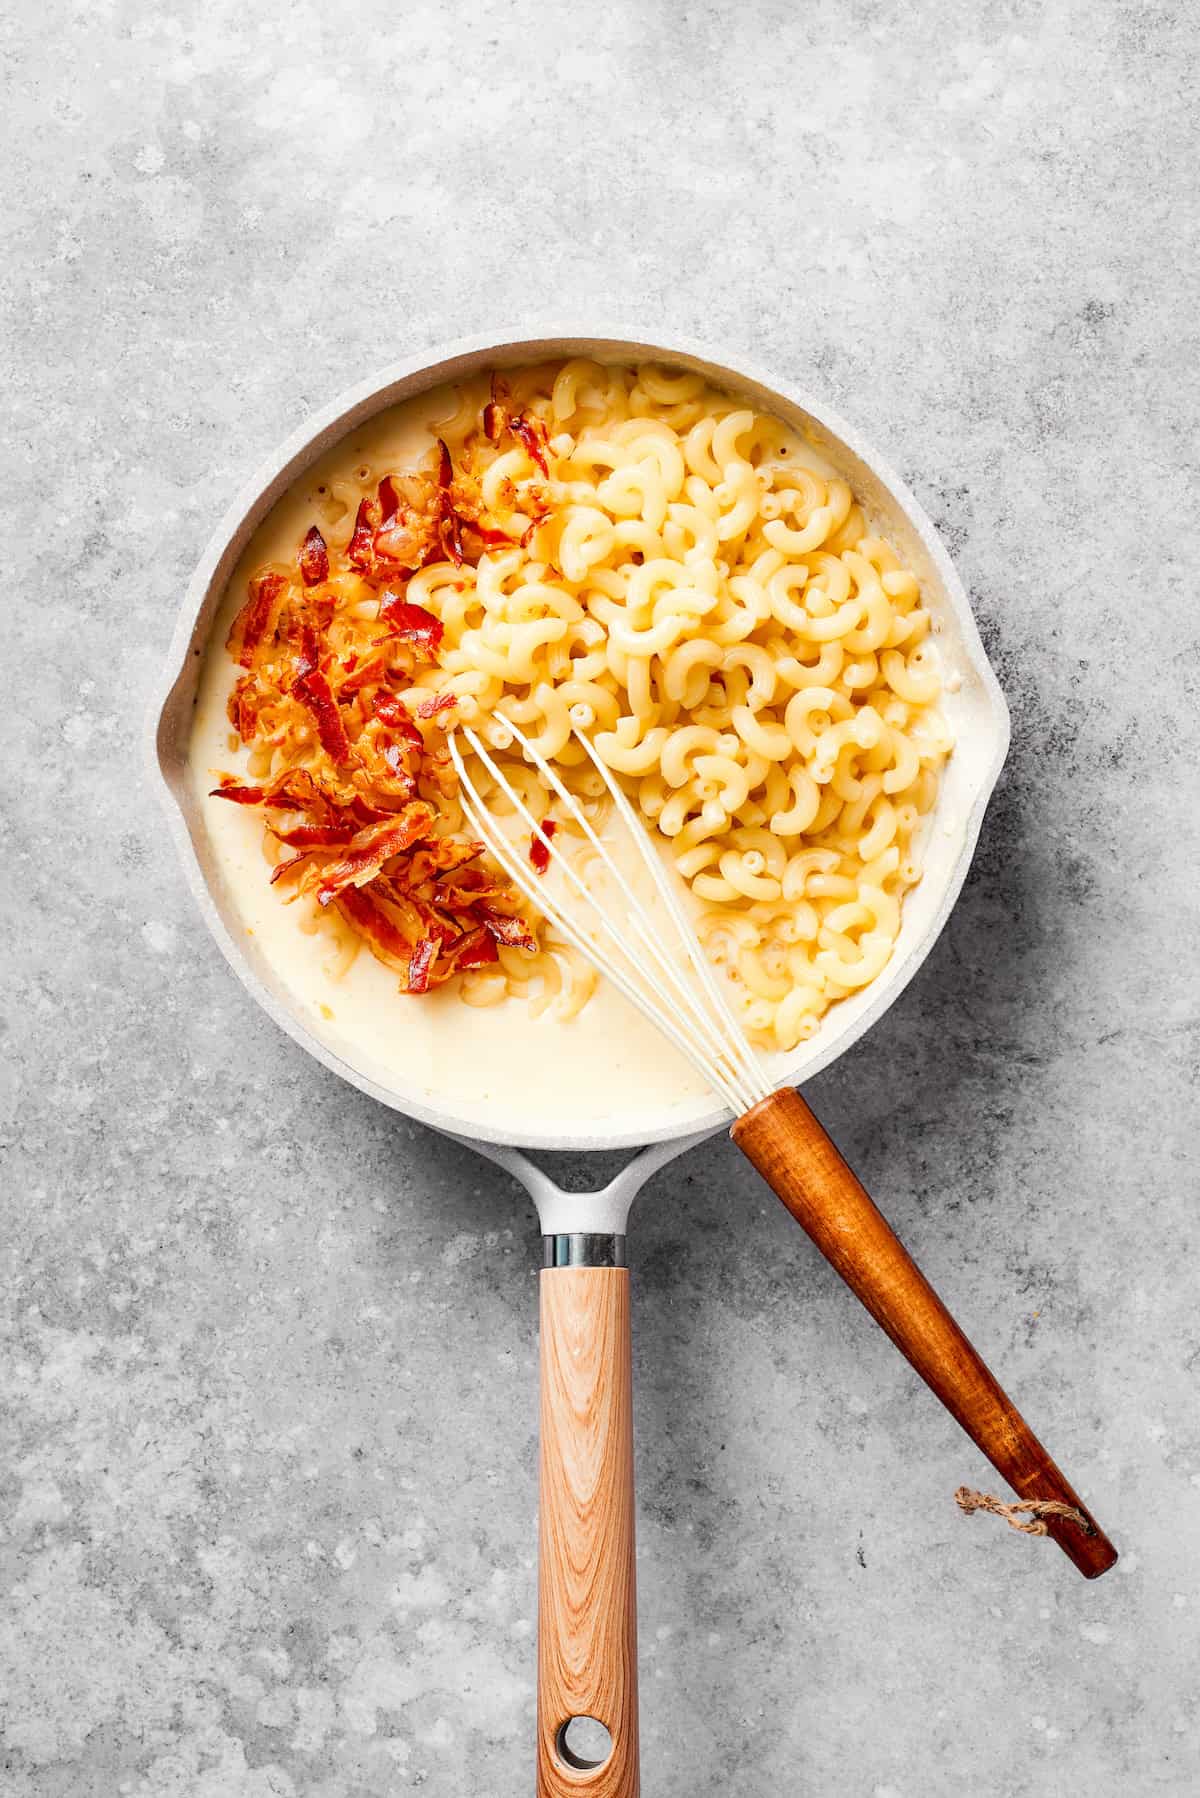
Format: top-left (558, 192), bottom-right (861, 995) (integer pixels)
top-left (227, 674), bottom-right (266, 743)
top-left (290, 616), bottom-right (322, 685)
top-left (378, 474), bottom-right (402, 522)
top-left (481, 377), bottom-right (550, 474)
top-left (299, 525), bottom-right (329, 587)
top-left (335, 886), bottom-right (415, 977)
top-left (406, 895), bottom-right (461, 948)
top-left (347, 793), bottom-right (396, 825)
top-left (436, 867), bottom-right (507, 908)
top-left (212, 771), bottom-right (324, 812)
top-left (347, 497), bottom-right (382, 572)
top-left (530, 818), bottom-right (556, 874)
top-left (314, 805), bottom-right (436, 906)
top-left (373, 691), bottom-right (425, 746)
top-left (376, 593), bottom-right (444, 656)
top-left (415, 691), bottom-right (456, 721)
top-left (366, 743), bottom-right (416, 803)
top-left (438, 503), bottom-right (464, 568)
top-left (269, 850), bottom-right (318, 886)
top-left (509, 414), bottom-right (550, 476)
top-left (293, 669), bottom-right (354, 765)
top-left (478, 908), bottom-right (537, 951)
top-left (423, 740), bottom-right (457, 799)
top-left (406, 935), bottom-right (439, 994)
top-left (372, 469), bottom-right (445, 571)
top-left (336, 650), bottom-right (394, 697)
top-left (432, 438), bottom-right (465, 568)
top-left (406, 839), bottom-right (484, 883)
top-left (350, 730), bottom-right (419, 806)
top-left (374, 514), bottom-right (438, 569)
top-left (446, 926), bottom-right (498, 970)
top-left (483, 373), bottom-right (510, 442)
top-left (211, 777), bottom-right (269, 805)
top-left (227, 572), bottom-right (288, 668)
top-left (272, 822), bottom-right (357, 848)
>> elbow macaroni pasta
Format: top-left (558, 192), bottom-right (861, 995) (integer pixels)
top-left (265, 362), bottom-right (952, 1052)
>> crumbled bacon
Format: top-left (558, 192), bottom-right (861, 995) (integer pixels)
top-left (378, 474), bottom-right (402, 522)
top-left (438, 501), bottom-right (464, 568)
top-left (408, 839), bottom-right (485, 882)
top-left (373, 691), bottom-right (425, 746)
top-left (227, 571), bottom-right (288, 668)
top-left (299, 526), bottom-right (329, 587)
top-left (436, 867), bottom-right (507, 908)
top-left (481, 375), bottom-right (550, 474)
top-left (380, 741), bottom-right (418, 787)
top-left (406, 894), bottom-right (462, 948)
top-left (273, 821), bottom-right (358, 848)
top-left (312, 806), bottom-right (437, 905)
top-left (336, 650), bottom-right (394, 697)
top-left (376, 593), bottom-right (444, 655)
top-left (213, 770), bottom-right (326, 811)
top-left (211, 777), bottom-right (269, 805)
top-left (212, 766), bottom-right (375, 830)
top-left (415, 691), bottom-right (456, 720)
top-left (510, 414), bottom-right (550, 476)
top-left (334, 885), bottom-right (415, 976)
top-left (227, 675), bottom-right (265, 743)
top-left (347, 497), bottom-right (382, 572)
top-left (293, 668), bottom-right (355, 765)
top-left (530, 818), bottom-right (556, 874)
top-left (212, 422), bottom-right (544, 998)
top-left (290, 617), bottom-right (322, 685)
top-left (478, 908), bottom-right (537, 950)
top-left (406, 935), bottom-right (439, 995)
top-left (446, 926), bottom-right (498, 970)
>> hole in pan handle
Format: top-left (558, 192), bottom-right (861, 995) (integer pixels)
top-left (556, 1716), bottom-right (614, 1772)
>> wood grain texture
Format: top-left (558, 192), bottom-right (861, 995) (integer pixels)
top-left (732, 1088), bottom-right (1117, 1579)
top-left (537, 1268), bottom-right (639, 1796)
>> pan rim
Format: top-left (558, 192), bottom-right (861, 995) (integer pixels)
top-left (148, 322), bottom-right (1011, 1151)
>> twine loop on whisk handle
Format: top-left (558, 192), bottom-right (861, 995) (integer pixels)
top-left (955, 1485), bottom-right (1095, 1538)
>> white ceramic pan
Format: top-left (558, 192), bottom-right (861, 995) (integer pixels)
top-left (151, 331), bottom-right (1115, 1797)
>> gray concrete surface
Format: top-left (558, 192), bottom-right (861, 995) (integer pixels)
top-left (3, 2), bottom-right (1198, 1793)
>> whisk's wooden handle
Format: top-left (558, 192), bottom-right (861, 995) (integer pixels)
top-left (732, 1088), bottom-right (1117, 1579)
top-left (537, 1267), bottom-right (640, 1796)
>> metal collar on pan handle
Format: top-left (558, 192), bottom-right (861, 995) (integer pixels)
top-left (439, 1127), bottom-right (721, 1238)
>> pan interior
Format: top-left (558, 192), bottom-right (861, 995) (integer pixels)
top-left (156, 335), bottom-right (1009, 1150)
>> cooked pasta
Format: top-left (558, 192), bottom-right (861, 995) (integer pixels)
top-left (217, 360), bottom-right (952, 1053)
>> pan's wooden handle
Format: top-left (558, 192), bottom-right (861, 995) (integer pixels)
top-left (537, 1265), bottom-right (640, 1796)
top-left (732, 1088), bottom-right (1117, 1579)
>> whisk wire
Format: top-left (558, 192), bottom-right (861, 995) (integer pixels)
top-left (452, 767), bottom-right (748, 1112)
top-left (449, 722), bottom-right (771, 1115)
top-left (471, 720), bottom-right (764, 1100)
top-left (571, 729), bottom-right (773, 1106)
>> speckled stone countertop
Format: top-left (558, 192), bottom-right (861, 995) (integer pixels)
top-left (3, 3), bottom-right (1198, 1793)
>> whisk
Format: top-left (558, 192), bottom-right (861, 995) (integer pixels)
top-left (449, 717), bottom-right (1117, 1583)
top-left (450, 717), bottom-right (771, 1117)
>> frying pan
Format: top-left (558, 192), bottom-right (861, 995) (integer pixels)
top-left (150, 329), bottom-right (1114, 1796)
